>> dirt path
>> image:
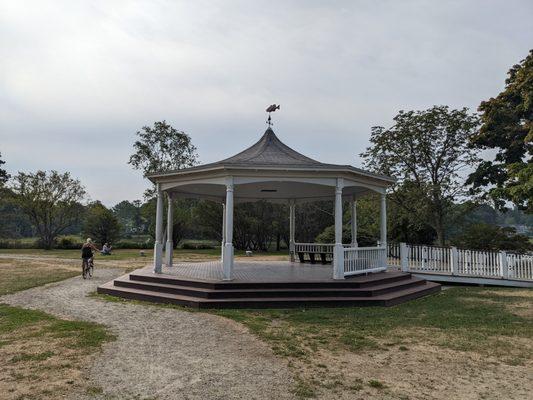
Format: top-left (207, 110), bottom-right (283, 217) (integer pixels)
top-left (1, 268), bottom-right (295, 400)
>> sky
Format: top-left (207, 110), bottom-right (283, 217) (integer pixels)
top-left (1, 0), bottom-right (532, 205)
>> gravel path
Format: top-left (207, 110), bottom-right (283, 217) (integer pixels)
top-left (1, 268), bottom-right (295, 400)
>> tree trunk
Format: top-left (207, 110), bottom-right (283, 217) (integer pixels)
top-left (435, 214), bottom-right (446, 246)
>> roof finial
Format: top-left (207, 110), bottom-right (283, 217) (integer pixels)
top-left (266, 104), bottom-right (280, 127)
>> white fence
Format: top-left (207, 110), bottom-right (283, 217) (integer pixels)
top-left (294, 243), bottom-right (335, 254)
top-left (295, 242), bottom-right (386, 276)
top-left (344, 246), bottom-right (386, 276)
top-left (388, 243), bottom-right (533, 281)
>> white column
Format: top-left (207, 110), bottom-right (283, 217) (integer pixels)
top-left (380, 192), bottom-right (387, 268)
top-left (222, 177), bottom-right (234, 280)
top-left (221, 202), bottom-right (226, 263)
top-left (333, 178), bottom-right (344, 279)
top-left (400, 242), bottom-right (409, 272)
top-left (350, 196), bottom-right (358, 247)
top-left (153, 183), bottom-right (164, 273)
top-left (380, 193), bottom-right (387, 246)
top-left (165, 194), bottom-right (174, 267)
top-left (289, 200), bottom-right (296, 262)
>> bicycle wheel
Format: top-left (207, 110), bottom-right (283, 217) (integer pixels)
top-left (88, 260), bottom-right (94, 278)
top-left (82, 260), bottom-right (88, 279)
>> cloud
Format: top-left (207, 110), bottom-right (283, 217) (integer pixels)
top-left (1, 0), bottom-right (532, 204)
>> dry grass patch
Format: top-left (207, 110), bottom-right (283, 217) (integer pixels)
top-left (214, 287), bottom-right (533, 399)
top-left (0, 304), bottom-right (114, 400)
top-left (0, 258), bottom-right (81, 296)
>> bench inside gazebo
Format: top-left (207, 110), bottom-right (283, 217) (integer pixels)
top-left (99, 126), bottom-right (440, 307)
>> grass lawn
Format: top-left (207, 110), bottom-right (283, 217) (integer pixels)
top-left (0, 255), bottom-right (115, 399)
top-left (212, 287), bottom-right (533, 398)
top-left (93, 284), bottom-right (533, 399)
top-left (0, 257), bottom-right (81, 296)
top-left (0, 304), bottom-right (114, 399)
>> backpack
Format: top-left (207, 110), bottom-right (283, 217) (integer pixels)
top-left (82, 245), bottom-right (93, 258)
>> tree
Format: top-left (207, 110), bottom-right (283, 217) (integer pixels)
top-left (112, 200), bottom-right (145, 236)
top-left (0, 152), bottom-right (10, 187)
top-left (83, 201), bottom-right (121, 245)
top-left (361, 106), bottom-right (480, 245)
top-left (11, 171), bottom-right (86, 249)
top-left (467, 50), bottom-right (533, 212)
top-left (128, 121), bottom-right (198, 197)
top-left (450, 223), bottom-right (531, 253)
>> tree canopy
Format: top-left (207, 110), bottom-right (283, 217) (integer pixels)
top-left (450, 223), bottom-right (531, 253)
top-left (361, 105), bottom-right (480, 245)
top-left (0, 152), bottom-right (9, 187)
top-left (129, 121), bottom-right (198, 197)
top-left (11, 171), bottom-right (86, 249)
top-left (83, 201), bottom-right (121, 245)
top-left (467, 49), bottom-right (533, 212)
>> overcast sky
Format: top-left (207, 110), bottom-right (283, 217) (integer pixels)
top-left (1, 1), bottom-right (532, 205)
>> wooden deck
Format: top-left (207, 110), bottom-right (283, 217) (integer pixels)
top-left (98, 260), bottom-right (440, 308)
top-left (159, 260), bottom-right (340, 282)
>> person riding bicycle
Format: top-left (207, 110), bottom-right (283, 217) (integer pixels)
top-left (81, 238), bottom-right (99, 276)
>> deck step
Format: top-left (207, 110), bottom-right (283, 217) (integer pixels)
top-left (97, 279), bottom-right (441, 309)
top-left (112, 274), bottom-right (427, 299)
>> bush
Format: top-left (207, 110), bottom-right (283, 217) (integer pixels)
top-left (451, 223), bottom-right (532, 253)
top-left (315, 225), bottom-right (378, 247)
top-left (113, 240), bottom-right (154, 249)
top-left (56, 237), bottom-right (83, 249)
top-left (0, 239), bottom-right (36, 249)
top-left (181, 242), bottom-right (216, 250)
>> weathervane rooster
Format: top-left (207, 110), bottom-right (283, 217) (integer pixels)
top-left (266, 104), bottom-right (280, 126)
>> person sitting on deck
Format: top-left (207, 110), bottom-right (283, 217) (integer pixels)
top-left (101, 243), bottom-right (112, 255)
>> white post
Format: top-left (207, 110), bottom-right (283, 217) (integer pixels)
top-left (400, 242), bottom-right (408, 272)
top-left (165, 194), bottom-right (174, 267)
top-left (499, 251), bottom-right (508, 279)
top-left (221, 202), bottom-right (226, 263)
top-left (450, 246), bottom-right (458, 275)
top-left (350, 196), bottom-right (358, 247)
top-left (289, 200), bottom-right (296, 262)
top-left (222, 177), bottom-right (234, 280)
top-left (153, 183), bottom-right (164, 273)
top-left (380, 192), bottom-right (387, 268)
top-left (333, 178), bottom-right (344, 279)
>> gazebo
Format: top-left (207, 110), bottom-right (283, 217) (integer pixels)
top-left (148, 127), bottom-right (394, 280)
top-left (99, 126), bottom-right (440, 308)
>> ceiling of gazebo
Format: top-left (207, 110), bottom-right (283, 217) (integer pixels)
top-left (148, 127), bottom-right (394, 202)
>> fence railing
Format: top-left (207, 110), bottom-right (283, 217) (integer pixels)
top-left (388, 242), bottom-right (533, 281)
top-left (294, 243), bottom-right (335, 254)
top-left (344, 246), bottom-right (386, 276)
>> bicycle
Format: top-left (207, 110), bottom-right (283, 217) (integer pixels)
top-left (82, 257), bottom-right (94, 279)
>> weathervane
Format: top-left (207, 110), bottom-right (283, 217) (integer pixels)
top-left (266, 104), bottom-right (280, 126)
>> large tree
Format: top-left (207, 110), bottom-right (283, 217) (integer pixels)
top-left (11, 171), bottom-right (86, 249)
top-left (467, 50), bottom-right (533, 212)
top-left (83, 201), bottom-right (121, 245)
top-left (128, 121), bottom-right (198, 198)
top-left (361, 106), bottom-right (480, 245)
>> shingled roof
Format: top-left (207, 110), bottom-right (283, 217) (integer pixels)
top-left (147, 128), bottom-right (394, 183)
top-left (218, 127), bottom-right (322, 166)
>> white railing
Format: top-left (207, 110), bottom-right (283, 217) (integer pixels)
top-left (507, 253), bottom-right (533, 280)
top-left (295, 242), bottom-right (386, 276)
top-left (343, 246), bottom-right (387, 276)
top-left (294, 243), bottom-right (335, 254)
top-left (456, 249), bottom-right (500, 277)
top-left (407, 244), bottom-right (452, 274)
top-left (395, 242), bottom-right (533, 282)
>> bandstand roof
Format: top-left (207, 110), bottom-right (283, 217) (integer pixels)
top-left (147, 128), bottom-right (394, 203)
